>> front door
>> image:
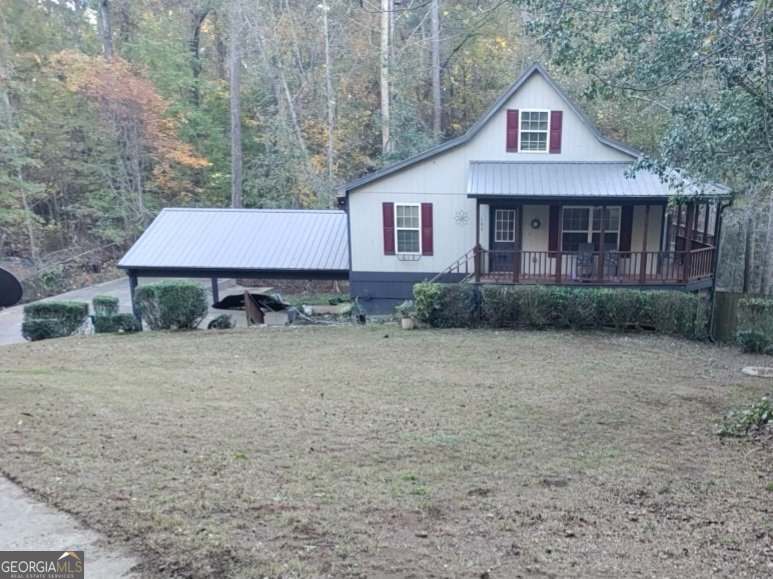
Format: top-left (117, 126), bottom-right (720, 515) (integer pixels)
top-left (490, 207), bottom-right (518, 272)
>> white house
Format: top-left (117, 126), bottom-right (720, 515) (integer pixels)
top-left (121, 64), bottom-right (731, 319)
top-left (338, 63), bottom-right (730, 313)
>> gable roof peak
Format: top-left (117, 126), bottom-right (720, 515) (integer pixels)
top-left (339, 62), bottom-right (640, 195)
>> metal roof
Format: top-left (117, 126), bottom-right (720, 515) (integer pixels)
top-left (118, 208), bottom-right (349, 273)
top-left (467, 161), bottom-right (732, 199)
top-left (338, 63), bottom-right (640, 196)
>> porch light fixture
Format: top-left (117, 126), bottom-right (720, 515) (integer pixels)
top-left (530, 218), bottom-right (541, 229)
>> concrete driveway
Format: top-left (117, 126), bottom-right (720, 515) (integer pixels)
top-left (0, 277), bottom-right (237, 346)
top-left (0, 277), bottom-right (135, 346)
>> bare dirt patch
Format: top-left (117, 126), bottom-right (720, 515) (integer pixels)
top-left (0, 327), bottom-right (771, 577)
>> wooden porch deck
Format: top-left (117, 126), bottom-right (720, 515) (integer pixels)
top-left (433, 247), bottom-right (716, 287)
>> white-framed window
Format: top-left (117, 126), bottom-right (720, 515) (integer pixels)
top-left (561, 206), bottom-right (621, 252)
top-left (494, 209), bottom-right (516, 242)
top-left (519, 109), bottom-right (550, 152)
top-left (395, 203), bottom-right (421, 254)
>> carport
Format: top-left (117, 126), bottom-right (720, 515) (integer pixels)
top-left (118, 208), bottom-right (350, 319)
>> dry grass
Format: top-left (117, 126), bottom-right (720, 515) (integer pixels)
top-left (0, 326), bottom-right (771, 578)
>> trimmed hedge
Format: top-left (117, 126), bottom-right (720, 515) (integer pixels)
top-left (94, 313), bottom-right (142, 334)
top-left (414, 283), bottom-right (480, 328)
top-left (92, 295), bottom-right (119, 316)
top-left (736, 297), bottom-right (773, 354)
top-left (22, 301), bottom-right (89, 341)
top-left (414, 283), bottom-right (709, 340)
top-left (135, 281), bottom-right (208, 330)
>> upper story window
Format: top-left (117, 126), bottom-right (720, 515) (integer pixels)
top-left (519, 110), bottom-right (549, 152)
top-left (395, 204), bottom-right (420, 253)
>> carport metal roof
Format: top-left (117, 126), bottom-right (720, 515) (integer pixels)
top-left (118, 208), bottom-right (349, 279)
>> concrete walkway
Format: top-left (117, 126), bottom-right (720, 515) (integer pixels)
top-left (1, 278), bottom-right (143, 576)
top-left (0, 479), bottom-right (138, 577)
top-left (0, 276), bottom-right (213, 575)
top-left (0, 276), bottom-right (245, 576)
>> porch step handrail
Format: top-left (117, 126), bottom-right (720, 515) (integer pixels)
top-left (427, 246), bottom-right (478, 283)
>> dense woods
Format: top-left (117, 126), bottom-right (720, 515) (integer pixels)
top-left (1, 0), bottom-right (772, 294)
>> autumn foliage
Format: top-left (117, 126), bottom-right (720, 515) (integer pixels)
top-left (50, 51), bottom-right (208, 199)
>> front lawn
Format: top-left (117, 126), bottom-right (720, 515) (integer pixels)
top-left (0, 327), bottom-right (771, 577)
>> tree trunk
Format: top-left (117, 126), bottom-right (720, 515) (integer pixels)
top-left (229, 1), bottom-right (243, 208)
top-left (189, 8), bottom-right (209, 107)
top-left (380, 0), bottom-right (392, 155)
top-left (250, 5), bottom-right (321, 206)
top-left (430, 0), bottom-right (442, 140)
top-left (321, 2), bottom-right (336, 186)
top-left (97, 0), bottom-right (114, 59)
top-left (212, 10), bottom-right (228, 80)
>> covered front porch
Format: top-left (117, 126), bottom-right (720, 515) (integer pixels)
top-left (438, 162), bottom-right (730, 289)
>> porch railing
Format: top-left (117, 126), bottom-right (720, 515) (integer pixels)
top-left (429, 246), bottom-right (715, 285)
top-left (480, 247), bottom-right (715, 284)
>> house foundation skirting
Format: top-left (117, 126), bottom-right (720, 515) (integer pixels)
top-left (350, 271), bottom-right (465, 314)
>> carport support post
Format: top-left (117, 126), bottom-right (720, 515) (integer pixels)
top-left (129, 271), bottom-right (140, 323)
top-left (211, 277), bottom-right (219, 305)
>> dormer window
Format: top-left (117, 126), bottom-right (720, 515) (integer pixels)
top-left (519, 110), bottom-right (549, 152)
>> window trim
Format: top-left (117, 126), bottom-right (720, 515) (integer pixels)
top-left (494, 209), bottom-right (516, 243)
top-left (561, 205), bottom-right (622, 251)
top-left (518, 109), bottom-right (551, 153)
top-left (394, 203), bottom-right (421, 255)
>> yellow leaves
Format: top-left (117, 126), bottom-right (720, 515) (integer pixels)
top-left (494, 36), bottom-right (508, 50)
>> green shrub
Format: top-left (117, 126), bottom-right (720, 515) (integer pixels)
top-left (718, 395), bottom-right (772, 437)
top-left (481, 286), bottom-right (521, 327)
top-left (414, 282), bottom-right (443, 324)
top-left (414, 282), bottom-right (479, 328)
top-left (134, 281), bottom-right (208, 330)
top-left (596, 289), bottom-right (644, 330)
top-left (22, 319), bottom-right (70, 341)
top-left (414, 283), bottom-right (708, 339)
top-left (737, 331), bottom-right (771, 354)
top-left (736, 297), bottom-right (773, 354)
top-left (94, 313), bottom-right (141, 334)
top-left (92, 295), bottom-right (119, 316)
top-left (207, 314), bottom-right (234, 330)
top-left (563, 288), bottom-right (600, 329)
top-left (22, 301), bottom-right (89, 341)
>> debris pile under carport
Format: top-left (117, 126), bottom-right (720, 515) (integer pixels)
top-left (213, 288), bottom-right (356, 326)
top-left (213, 288), bottom-right (292, 326)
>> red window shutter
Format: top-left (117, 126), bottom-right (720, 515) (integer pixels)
top-left (506, 109), bottom-right (519, 152)
top-left (548, 205), bottom-right (560, 252)
top-left (421, 203), bottom-right (433, 256)
top-left (549, 110), bottom-right (563, 154)
top-left (619, 205), bottom-right (634, 252)
top-left (383, 202), bottom-right (395, 255)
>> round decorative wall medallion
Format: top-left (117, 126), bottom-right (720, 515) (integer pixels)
top-left (530, 218), bottom-right (542, 229)
top-left (455, 209), bottom-right (470, 225)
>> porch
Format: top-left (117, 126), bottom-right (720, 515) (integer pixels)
top-left (433, 161), bottom-right (728, 289)
top-left (474, 246), bottom-right (713, 286)
top-left (440, 200), bottom-right (722, 289)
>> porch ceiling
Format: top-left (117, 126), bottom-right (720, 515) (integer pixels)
top-left (467, 161), bottom-right (731, 200)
